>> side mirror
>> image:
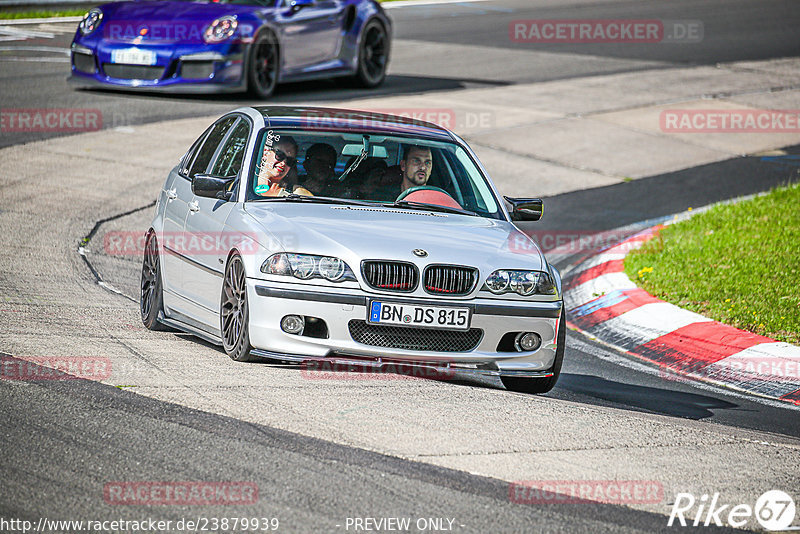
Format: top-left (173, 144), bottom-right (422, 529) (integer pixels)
top-left (192, 174), bottom-right (235, 201)
top-left (289, 0), bottom-right (314, 13)
top-left (504, 196), bottom-right (543, 221)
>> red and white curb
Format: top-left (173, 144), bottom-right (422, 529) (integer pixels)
top-left (562, 225), bottom-right (800, 407)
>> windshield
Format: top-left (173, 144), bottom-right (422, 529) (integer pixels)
top-left (246, 129), bottom-right (502, 220)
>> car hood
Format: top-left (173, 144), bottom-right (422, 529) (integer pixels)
top-left (98, 0), bottom-right (262, 42)
top-left (243, 203), bottom-right (547, 273)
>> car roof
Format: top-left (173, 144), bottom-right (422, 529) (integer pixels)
top-left (251, 106), bottom-right (455, 141)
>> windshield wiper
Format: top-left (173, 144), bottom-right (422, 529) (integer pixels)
top-left (251, 194), bottom-right (375, 207)
top-left (383, 200), bottom-right (478, 217)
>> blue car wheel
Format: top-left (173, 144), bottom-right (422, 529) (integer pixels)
top-left (354, 19), bottom-right (388, 88)
top-left (247, 31), bottom-right (279, 99)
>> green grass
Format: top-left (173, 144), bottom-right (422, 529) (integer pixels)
top-left (0, 0), bottom-right (411, 19)
top-left (624, 183), bottom-right (800, 344)
top-left (0, 10), bottom-right (87, 19)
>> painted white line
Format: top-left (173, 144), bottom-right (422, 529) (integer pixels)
top-left (382, 0), bottom-right (490, 8)
top-left (0, 26), bottom-right (55, 38)
top-left (0, 45), bottom-right (69, 54)
top-left (596, 302), bottom-right (711, 347)
top-left (0, 56), bottom-right (69, 62)
top-left (0, 16), bottom-right (82, 25)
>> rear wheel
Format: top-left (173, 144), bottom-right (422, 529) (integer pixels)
top-left (247, 32), bottom-right (278, 99)
top-left (221, 254), bottom-right (257, 362)
top-left (500, 307), bottom-right (566, 394)
top-left (140, 233), bottom-right (168, 331)
top-left (353, 20), bottom-right (388, 88)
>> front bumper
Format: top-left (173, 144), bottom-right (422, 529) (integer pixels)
top-left (69, 42), bottom-right (248, 93)
top-left (246, 280), bottom-right (563, 375)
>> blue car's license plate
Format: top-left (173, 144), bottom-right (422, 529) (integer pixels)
top-left (111, 48), bottom-right (157, 65)
top-left (368, 301), bottom-right (471, 331)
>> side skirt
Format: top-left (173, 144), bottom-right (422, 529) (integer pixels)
top-left (158, 312), bottom-right (223, 346)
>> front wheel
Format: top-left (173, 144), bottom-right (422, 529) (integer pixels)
top-left (140, 233), bottom-right (168, 331)
top-left (353, 20), bottom-right (388, 88)
top-left (500, 307), bottom-right (566, 394)
top-left (247, 32), bottom-right (279, 99)
top-left (220, 254), bottom-right (257, 362)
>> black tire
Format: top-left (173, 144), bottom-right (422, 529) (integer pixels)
top-left (140, 233), bottom-right (168, 331)
top-left (353, 19), bottom-right (388, 88)
top-left (247, 31), bottom-right (279, 99)
top-left (501, 307), bottom-right (566, 394)
top-left (221, 254), bottom-right (257, 362)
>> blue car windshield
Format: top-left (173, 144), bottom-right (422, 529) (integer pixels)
top-left (246, 129), bottom-right (503, 220)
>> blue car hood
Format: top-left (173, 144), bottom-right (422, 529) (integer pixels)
top-left (101, 0), bottom-right (260, 22)
top-left (96, 0), bottom-right (267, 43)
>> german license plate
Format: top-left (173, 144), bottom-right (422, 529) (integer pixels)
top-left (111, 48), bottom-right (156, 65)
top-left (368, 301), bottom-right (471, 331)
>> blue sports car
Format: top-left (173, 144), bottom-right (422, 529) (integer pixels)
top-left (69, 0), bottom-right (391, 97)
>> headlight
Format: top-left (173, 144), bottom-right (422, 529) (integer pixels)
top-left (485, 270), bottom-right (510, 293)
top-left (78, 8), bottom-right (103, 35)
top-left (204, 16), bottom-right (238, 43)
top-left (262, 253), bottom-right (357, 283)
top-left (292, 255), bottom-right (316, 279)
top-left (483, 270), bottom-right (557, 296)
top-left (318, 257), bottom-right (346, 281)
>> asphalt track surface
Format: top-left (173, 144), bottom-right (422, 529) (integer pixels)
top-left (2, 0), bottom-right (800, 147)
top-left (1, 0), bottom-right (800, 532)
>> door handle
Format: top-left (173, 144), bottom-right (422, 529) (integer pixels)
top-left (188, 201), bottom-right (199, 212)
top-left (166, 188), bottom-right (177, 200)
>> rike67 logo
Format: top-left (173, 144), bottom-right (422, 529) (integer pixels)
top-left (668, 490), bottom-right (796, 531)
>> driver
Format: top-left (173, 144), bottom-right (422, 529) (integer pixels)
top-left (399, 144), bottom-right (433, 193)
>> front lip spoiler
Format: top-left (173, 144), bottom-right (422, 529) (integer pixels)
top-left (67, 73), bottom-right (247, 94)
top-left (249, 349), bottom-right (555, 379)
top-left (254, 285), bottom-right (562, 318)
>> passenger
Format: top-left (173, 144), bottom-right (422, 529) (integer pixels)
top-left (354, 158), bottom-right (390, 200)
top-left (254, 135), bottom-right (312, 197)
top-left (299, 143), bottom-right (337, 197)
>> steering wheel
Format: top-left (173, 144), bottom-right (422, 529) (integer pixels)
top-left (395, 185), bottom-right (447, 201)
top-left (395, 186), bottom-right (462, 209)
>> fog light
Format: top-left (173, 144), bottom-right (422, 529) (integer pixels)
top-left (514, 332), bottom-right (541, 352)
top-left (281, 315), bottom-right (305, 335)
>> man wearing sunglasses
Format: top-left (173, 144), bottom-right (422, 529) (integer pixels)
top-left (254, 135), bottom-right (312, 197)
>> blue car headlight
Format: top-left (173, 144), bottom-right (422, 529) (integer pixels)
top-left (204, 16), bottom-right (238, 43)
top-left (78, 8), bottom-right (103, 36)
top-left (483, 270), bottom-right (557, 296)
top-left (262, 253), bottom-right (357, 283)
